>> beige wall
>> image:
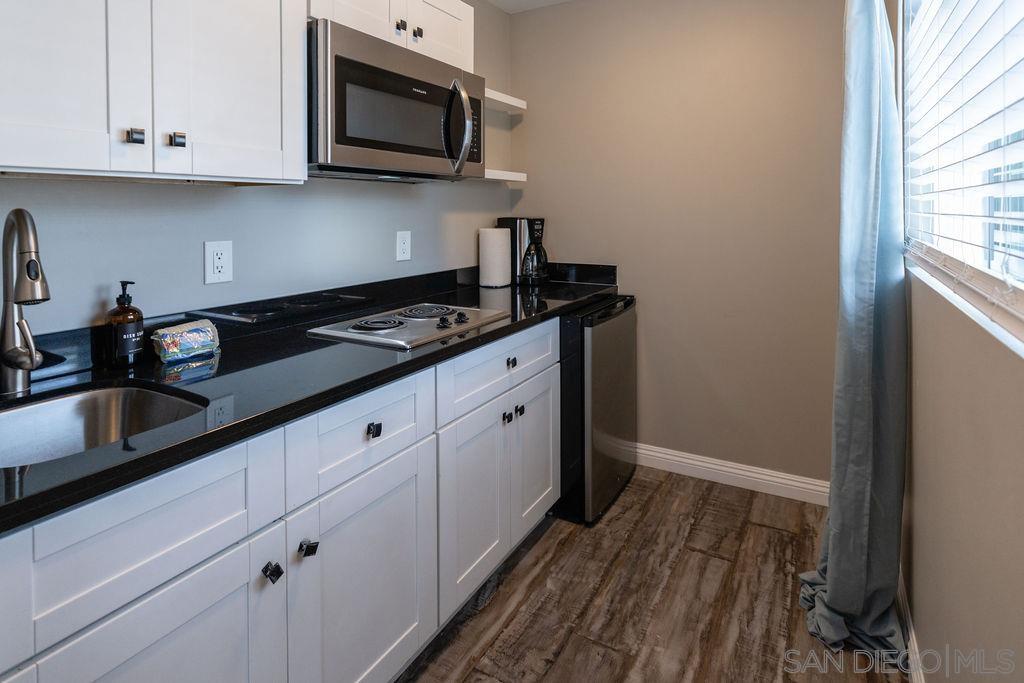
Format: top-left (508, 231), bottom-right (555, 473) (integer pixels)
top-left (906, 273), bottom-right (1024, 676)
top-left (510, 0), bottom-right (843, 479)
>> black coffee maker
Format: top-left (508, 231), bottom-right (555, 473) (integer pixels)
top-left (498, 217), bottom-right (549, 286)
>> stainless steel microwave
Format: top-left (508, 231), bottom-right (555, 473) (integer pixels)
top-left (308, 19), bottom-right (484, 181)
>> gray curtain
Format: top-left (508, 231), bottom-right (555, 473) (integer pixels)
top-left (798, 0), bottom-right (908, 653)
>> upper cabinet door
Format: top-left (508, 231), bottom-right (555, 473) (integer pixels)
top-left (309, 0), bottom-right (408, 46)
top-left (108, 0), bottom-right (154, 173)
top-left (0, 1), bottom-right (112, 172)
top-left (406, 0), bottom-right (474, 72)
top-left (152, 0), bottom-right (306, 181)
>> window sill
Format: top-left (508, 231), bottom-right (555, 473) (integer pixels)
top-left (906, 262), bottom-right (1024, 363)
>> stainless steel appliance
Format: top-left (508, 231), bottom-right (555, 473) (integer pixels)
top-left (308, 303), bottom-right (508, 350)
top-left (497, 217), bottom-right (548, 286)
top-left (308, 20), bottom-right (484, 181)
top-left (192, 291), bottom-right (370, 324)
top-left (556, 295), bottom-right (637, 523)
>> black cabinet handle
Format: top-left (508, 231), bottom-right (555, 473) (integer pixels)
top-left (125, 128), bottom-right (145, 144)
top-left (366, 422), bottom-right (383, 438)
top-left (511, 357), bottom-right (518, 368)
top-left (261, 561), bottom-right (284, 584)
top-left (515, 404), bottom-right (525, 417)
top-left (395, 19), bottom-right (407, 30)
top-left (298, 539), bottom-right (319, 558)
top-left (502, 411), bottom-right (513, 424)
top-left (413, 26), bottom-right (424, 38)
top-left (506, 357), bottom-right (512, 369)
top-left (169, 131), bottom-right (187, 148)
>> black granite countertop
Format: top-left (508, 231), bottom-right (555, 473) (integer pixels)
top-left (0, 266), bottom-right (616, 535)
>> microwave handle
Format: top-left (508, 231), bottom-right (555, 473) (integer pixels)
top-left (450, 79), bottom-right (473, 174)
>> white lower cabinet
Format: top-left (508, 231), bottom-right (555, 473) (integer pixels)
top-left (32, 522), bottom-right (287, 683)
top-left (437, 363), bottom-right (560, 622)
top-left (285, 437), bottom-right (438, 683)
top-left (509, 365), bottom-right (561, 542)
top-left (437, 392), bottom-right (512, 620)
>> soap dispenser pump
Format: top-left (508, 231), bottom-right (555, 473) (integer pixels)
top-left (108, 280), bottom-right (144, 367)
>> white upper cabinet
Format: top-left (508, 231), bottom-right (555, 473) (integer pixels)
top-left (406, 0), bottom-right (474, 72)
top-left (153, 0), bottom-right (305, 181)
top-left (0, 1), bottom-right (113, 172)
top-left (310, 0), bottom-right (474, 71)
top-left (308, 0), bottom-right (406, 45)
top-left (0, 0), bottom-right (306, 183)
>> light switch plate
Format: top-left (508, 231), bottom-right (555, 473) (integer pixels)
top-left (396, 231), bottom-right (411, 261)
top-left (204, 241), bottom-right (233, 284)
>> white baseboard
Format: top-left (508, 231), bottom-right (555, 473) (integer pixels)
top-left (635, 443), bottom-right (830, 506)
top-left (897, 570), bottom-right (926, 683)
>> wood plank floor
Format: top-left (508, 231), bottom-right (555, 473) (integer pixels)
top-left (400, 467), bottom-right (905, 683)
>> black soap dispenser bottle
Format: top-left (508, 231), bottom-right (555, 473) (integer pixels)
top-left (108, 280), bottom-right (145, 367)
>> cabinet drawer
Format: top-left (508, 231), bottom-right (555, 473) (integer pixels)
top-left (28, 429), bottom-right (284, 653)
top-left (284, 368), bottom-right (435, 510)
top-left (436, 319), bottom-right (559, 426)
top-left (34, 522), bottom-right (287, 683)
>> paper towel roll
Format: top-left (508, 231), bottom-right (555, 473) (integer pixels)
top-left (479, 228), bottom-right (511, 288)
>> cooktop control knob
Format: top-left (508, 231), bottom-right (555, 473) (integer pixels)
top-left (455, 311), bottom-right (469, 324)
top-left (437, 316), bottom-right (452, 329)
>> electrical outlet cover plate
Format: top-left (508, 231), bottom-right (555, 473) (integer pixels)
top-left (396, 231), bottom-right (411, 261)
top-left (206, 395), bottom-right (235, 430)
top-left (204, 241), bottom-right (233, 284)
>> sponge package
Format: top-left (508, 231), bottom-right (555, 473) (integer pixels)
top-left (151, 319), bottom-right (220, 363)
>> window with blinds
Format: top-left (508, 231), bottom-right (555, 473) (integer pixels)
top-left (903, 0), bottom-right (1024, 333)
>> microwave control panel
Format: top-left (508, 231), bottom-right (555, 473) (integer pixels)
top-left (469, 98), bottom-right (482, 164)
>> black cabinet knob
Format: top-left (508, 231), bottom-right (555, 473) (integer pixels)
top-left (413, 26), bottom-right (424, 38)
top-left (395, 19), bottom-right (408, 30)
top-left (169, 131), bottom-right (187, 148)
top-left (506, 357), bottom-right (512, 369)
top-left (366, 422), bottom-right (383, 438)
top-left (515, 404), bottom-right (525, 417)
top-left (261, 561), bottom-right (284, 584)
top-left (298, 539), bottom-right (319, 558)
top-left (511, 357), bottom-right (518, 368)
top-left (125, 128), bottom-right (145, 144)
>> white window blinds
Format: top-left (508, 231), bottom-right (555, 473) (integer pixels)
top-left (904, 0), bottom-right (1024, 334)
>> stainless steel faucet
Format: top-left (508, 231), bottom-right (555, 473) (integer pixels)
top-left (2, 209), bottom-right (50, 397)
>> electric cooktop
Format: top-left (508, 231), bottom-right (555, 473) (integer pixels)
top-left (308, 303), bottom-right (510, 350)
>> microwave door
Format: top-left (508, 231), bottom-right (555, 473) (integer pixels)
top-left (329, 54), bottom-right (458, 177)
top-left (443, 79), bottom-right (473, 174)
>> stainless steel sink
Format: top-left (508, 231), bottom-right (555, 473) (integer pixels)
top-left (0, 385), bottom-right (207, 468)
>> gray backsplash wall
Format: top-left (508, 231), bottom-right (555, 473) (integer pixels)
top-left (0, 177), bottom-right (511, 334)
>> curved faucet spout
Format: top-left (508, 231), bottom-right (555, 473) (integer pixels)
top-left (2, 209), bottom-right (49, 396)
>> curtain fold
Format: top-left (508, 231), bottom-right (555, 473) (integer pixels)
top-left (798, 0), bottom-right (908, 653)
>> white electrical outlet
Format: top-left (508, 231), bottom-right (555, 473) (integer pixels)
top-left (396, 231), bottom-right (411, 261)
top-left (206, 395), bottom-right (235, 429)
top-left (204, 241), bottom-right (233, 284)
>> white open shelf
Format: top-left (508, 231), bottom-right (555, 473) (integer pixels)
top-left (484, 169), bottom-right (527, 183)
top-left (484, 88), bottom-right (527, 115)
